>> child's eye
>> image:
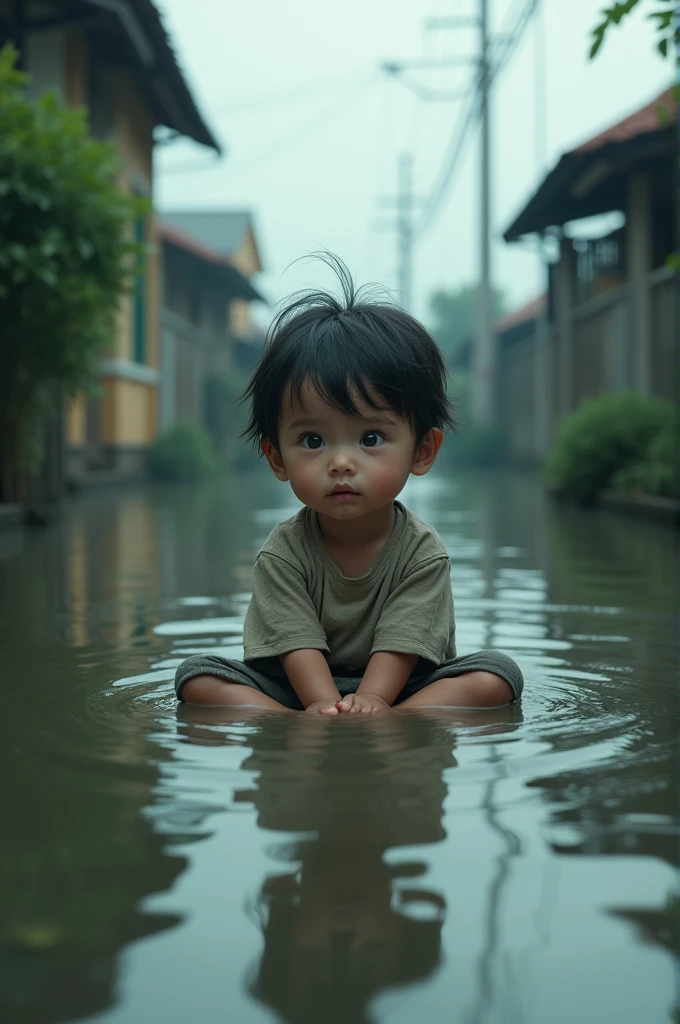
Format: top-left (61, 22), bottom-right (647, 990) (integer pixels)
top-left (301, 433), bottom-right (324, 450)
top-left (361, 431), bottom-right (385, 448)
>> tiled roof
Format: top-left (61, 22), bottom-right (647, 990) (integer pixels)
top-left (161, 211), bottom-right (252, 257)
top-left (105, 0), bottom-right (221, 152)
top-left (573, 87), bottom-right (675, 154)
top-left (495, 294), bottom-right (546, 333)
top-left (504, 83), bottom-right (675, 241)
top-left (159, 220), bottom-right (263, 302)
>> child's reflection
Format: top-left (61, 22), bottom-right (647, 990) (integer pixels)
top-left (177, 705), bottom-right (520, 1023)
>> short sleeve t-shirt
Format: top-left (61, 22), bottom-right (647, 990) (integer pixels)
top-left (243, 500), bottom-right (456, 675)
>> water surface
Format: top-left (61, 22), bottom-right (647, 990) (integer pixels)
top-left (1, 468), bottom-right (678, 1024)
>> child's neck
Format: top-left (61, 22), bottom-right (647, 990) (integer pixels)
top-left (316, 502), bottom-right (395, 551)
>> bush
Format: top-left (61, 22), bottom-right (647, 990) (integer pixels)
top-left (147, 421), bottom-right (218, 482)
top-left (612, 421), bottom-right (679, 498)
top-left (0, 45), bottom-right (145, 501)
top-left (544, 392), bottom-right (674, 504)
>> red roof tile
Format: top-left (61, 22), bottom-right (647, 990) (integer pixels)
top-left (495, 294), bottom-right (546, 333)
top-left (573, 87), bottom-right (675, 154)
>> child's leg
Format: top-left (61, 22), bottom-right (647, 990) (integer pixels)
top-left (398, 671), bottom-right (514, 709)
top-left (182, 675), bottom-right (292, 710)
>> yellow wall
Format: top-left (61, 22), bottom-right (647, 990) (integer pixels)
top-left (67, 396), bottom-right (86, 445)
top-left (232, 225), bottom-right (262, 277)
top-left (229, 299), bottom-right (251, 337)
top-left (100, 378), bottom-right (157, 446)
top-left (114, 74), bottom-right (154, 184)
top-left (67, 54), bottom-right (160, 448)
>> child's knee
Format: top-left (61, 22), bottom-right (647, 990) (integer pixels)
top-left (471, 671), bottom-right (515, 706)
top-left (181, 675), bottom-right (235, 704)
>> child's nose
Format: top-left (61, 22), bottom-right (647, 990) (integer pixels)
top-left (328, 447), bottom-right (356, 473)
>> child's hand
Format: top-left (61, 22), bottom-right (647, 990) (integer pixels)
top-left (305, 698), bottom-right (340, 715)
top-left (336, 692), bottom-right (391, 714)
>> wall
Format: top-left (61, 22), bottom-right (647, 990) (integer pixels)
top-left (65, 49), bottom-right (160, 468)
top-left (499, 267), bottom-right (676, 465)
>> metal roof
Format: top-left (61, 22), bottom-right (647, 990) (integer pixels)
top-left (161, 211), bottom-right (253, 258)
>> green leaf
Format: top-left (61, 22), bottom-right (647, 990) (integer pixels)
top-left (648, 11), bottom-right (673, 29)
top-left (657, 36), bottom-right (668, 57)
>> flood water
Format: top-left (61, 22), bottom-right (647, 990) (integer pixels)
top-left (1, 467), bottom-right (678, 1024)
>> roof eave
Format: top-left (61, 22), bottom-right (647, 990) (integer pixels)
top-left (83, 0), bottom-right (222, 153)
top-left (504, 125), bottom-right (673, 242)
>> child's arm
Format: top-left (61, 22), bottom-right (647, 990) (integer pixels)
top-left (339, 556), bottom-right (453, 713)
top-left (280, 649), bottom-right (342, 714)
top-left (338, 652), bottom-right (419, 711)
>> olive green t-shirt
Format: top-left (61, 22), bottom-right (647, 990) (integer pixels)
top-left (243, 500), bottom-right (456, 675)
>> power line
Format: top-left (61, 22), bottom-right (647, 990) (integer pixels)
top-left (382, 0), bottom-right (542, 430)
top-left (414, 0), bottom-right (540, 236)
top-left (160, 73), bottom-right (379, 178)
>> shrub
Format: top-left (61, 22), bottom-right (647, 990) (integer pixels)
top-left (147, 421), bottom-right (218, 482)
top-left (544, 392), bottom-right (674, 504)
top-left (612, 421), bottom-right (679, 498)
top-left (0, 45), bottom-right (145, 501)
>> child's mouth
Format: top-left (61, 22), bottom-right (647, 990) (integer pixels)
top-left (329, 490), bottom-right (359, 502)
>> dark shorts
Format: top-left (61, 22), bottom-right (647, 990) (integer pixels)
top-left (174, 650), bottom-right (524, 709)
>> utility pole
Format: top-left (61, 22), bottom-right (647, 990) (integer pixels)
top-left (473, 0), bottom-right (494, 428)
top-left (397, 153), bottom-right (414, 311)
top-left (384, 0), bottom-right (496, 427)
top-left (533, 0), bottom-right (550, 459)
top-left (375, 152), bottom-right (417, 313)
top-left (383, 0), bottom-right (541, 428)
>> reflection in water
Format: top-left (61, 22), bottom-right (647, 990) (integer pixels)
top-left (1, 675), bottom-right (186, 1024)
top-left (179, 709), bottom-right (452, 1023)
top-left (176, 705), bottom-right (524, 1024)
top-left (0, 468), bottom-right (678, 1023)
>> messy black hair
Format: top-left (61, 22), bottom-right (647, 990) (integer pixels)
top-left (241, 253), bottom-right (458, 451)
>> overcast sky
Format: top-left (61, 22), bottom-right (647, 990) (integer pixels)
top-left (156, 0), bottom-right (670, 325)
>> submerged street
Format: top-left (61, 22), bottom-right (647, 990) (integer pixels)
top-left (1, 467), bottom-right (678, 1024)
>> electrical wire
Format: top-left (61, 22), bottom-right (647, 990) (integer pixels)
top-left (413, 0), bottom-right (541, 238)
top-left (160, 72), bottom-right (379, 177)
top-left (204, 66), bottom-right (375, 119)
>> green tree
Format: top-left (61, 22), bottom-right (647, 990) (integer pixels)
top-left (589, 0), bottom-right (679, 60)
top-left (428, 283), bottom-right (506, 363)
top-left (0, 44), bottom-right (146, 502)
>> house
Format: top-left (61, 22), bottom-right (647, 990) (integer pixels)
top-left (158, 218), bottom-right (264, 432)
top-left (161, 211), bottom-right (265, 371)
top-left (499, 85), bottom-right (677, 463)
top-left (0, 0), bottom-right (221, 485)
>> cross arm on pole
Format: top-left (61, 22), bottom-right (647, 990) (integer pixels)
top-left (382, 56), bottom-right (478, 73)
top-left (425, 16), bottom-right (480, 30)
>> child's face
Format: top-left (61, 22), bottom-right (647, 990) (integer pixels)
top-left (261, 380), bottom-right (442, 519)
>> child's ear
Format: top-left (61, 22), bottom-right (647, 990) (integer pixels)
top-left (411, 428), bottom-right (443, 476)
top-left (261, 440), bottom-right (289, 481)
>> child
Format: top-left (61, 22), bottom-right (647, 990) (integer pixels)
top-left (175, 256), bottom-right (523, 714)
